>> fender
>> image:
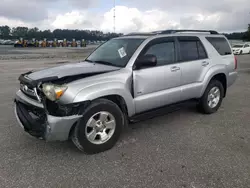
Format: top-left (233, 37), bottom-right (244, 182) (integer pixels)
top-left (199, 64), bottom-right (228, 97)
top-left (73, 81), bottom-right (135, 117)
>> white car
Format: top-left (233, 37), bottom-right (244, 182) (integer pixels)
top-left (232, 43), bottom-right (250, 55)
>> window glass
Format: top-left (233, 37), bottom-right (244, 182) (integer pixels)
top-left (179, 41), bottom-right (199, 61)
top-left (197, 41), bottom-right (208, 59)
top-left (206, 37), bottom-right (232, 55)
top-left (86, 38), bottom-right (145, 67)
top-left (144, 42), bottom-right (175, 66)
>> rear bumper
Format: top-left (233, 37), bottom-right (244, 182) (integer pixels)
top-left (227, 71), bottom-right (238, 88)
top-left (14, 90), bottom-right (82, 141)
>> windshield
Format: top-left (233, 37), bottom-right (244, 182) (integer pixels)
top-left (85, 38), bottom-right (145, 67)
top-left (233, 44), bottom-right (243, 48)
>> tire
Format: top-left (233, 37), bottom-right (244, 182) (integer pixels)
top-left (197, 80), bottom-right (224, 114)
top-left (72, 98), bottom-right (125, 154)
top-left (240, 50), bottom-right (243, 55)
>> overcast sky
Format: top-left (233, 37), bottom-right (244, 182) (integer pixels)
top-left (0, 0), bottom-right (249, 33)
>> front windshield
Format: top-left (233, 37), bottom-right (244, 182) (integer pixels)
top-left (86, 38), bottom-right (145, 67)
top-left (233, 44), bottom-right (243, 48)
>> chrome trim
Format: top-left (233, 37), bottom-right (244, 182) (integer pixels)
top-left (15, 90), bottom-right (44, 109)
top-left (33, 88), bottom-right (41, 102)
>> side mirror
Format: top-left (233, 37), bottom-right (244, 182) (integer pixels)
top-left (135, 54), bottom-right (157, 69)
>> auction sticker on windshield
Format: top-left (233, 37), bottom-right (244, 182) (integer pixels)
top-left (118, 47), bottom-right (127, 58)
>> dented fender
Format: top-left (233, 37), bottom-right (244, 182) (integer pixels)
top-left (72, 82), bottom-right (135, 117)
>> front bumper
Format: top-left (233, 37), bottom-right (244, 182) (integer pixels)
top-left (233, 51), bottom-right (240, 55)
top-left (14, 90), bottom-right (82, 141)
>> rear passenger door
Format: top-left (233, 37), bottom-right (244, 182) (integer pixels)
top-left (176, 36), bottom-right (211, 101)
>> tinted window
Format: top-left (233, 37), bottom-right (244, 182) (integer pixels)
top-left (144, 42), bottom-right (175, 66)
top-left (197, 41), bottom-right (207, 59)
top-left (244, 44), bottom-right (249, 47)
top-left (206, 37), bottom-right (232, 55)
top-left (179, 41), bottom-right (199, 61)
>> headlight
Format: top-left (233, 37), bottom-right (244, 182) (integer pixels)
top-left (42, 83), bottom-right (68, 101)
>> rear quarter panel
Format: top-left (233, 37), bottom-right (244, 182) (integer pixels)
top-left (198, 35), bottom-right (235, 96)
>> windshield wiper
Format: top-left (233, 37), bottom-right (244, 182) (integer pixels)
top-left (92, 60), bottom-right (116, 66)
top-left (85, 59), bottom-right (122, 67)
top-left (85, 59), bottom-right (94, 63)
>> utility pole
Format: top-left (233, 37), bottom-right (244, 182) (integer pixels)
top-left (113, 0), bottom-right (116, 33)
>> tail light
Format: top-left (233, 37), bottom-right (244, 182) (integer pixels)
top-left (234, 55), bottom-right (237, 70)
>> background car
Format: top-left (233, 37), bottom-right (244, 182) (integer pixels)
top-left (232, 43), bottom-right (250, 55)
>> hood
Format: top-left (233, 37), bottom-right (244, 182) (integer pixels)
top-left (232, 47), bottom-right (243, 51)
top-left (19, 61), bottom-right (121, 87)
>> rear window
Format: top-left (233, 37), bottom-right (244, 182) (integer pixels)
top-left (206, 37), bottom-right (232, 55)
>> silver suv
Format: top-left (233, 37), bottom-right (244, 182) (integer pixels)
top-left (14, 30), bottom-right (238, 154)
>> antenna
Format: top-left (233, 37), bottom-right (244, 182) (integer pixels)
top-left (113, 0), bottom-right (116, 33)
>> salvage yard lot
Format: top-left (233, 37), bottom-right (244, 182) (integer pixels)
top-left (0, 49), bottom-right (250, 188)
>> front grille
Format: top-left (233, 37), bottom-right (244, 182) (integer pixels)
top-left (20, 83), bottom-right (40, 101)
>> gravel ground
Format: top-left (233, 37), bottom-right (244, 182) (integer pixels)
top-left (0, 45), bottom-right (98, 60)
top-left (0, 50), bottom-right (250, 188)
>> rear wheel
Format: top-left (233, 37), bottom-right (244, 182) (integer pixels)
top-left (72, 98), bottom-right (125, 154)
top-left (197, 80), bottom-right (224, 114)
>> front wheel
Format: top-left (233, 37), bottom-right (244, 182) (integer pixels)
top-left (72, 98), bottom-right (125, 154)
top-left (197, 80), bottom-right (224, 114)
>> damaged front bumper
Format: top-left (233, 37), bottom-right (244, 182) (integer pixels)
top-left (14, 90), bottom-right (82, 141)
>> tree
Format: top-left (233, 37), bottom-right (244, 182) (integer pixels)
top-left (0, 24), bottom-right (123, 41)
top-left (0, 25), bottom-right (10, 39)
top-left (11, 27), bottom-right (29, 38)
top-left (246, 24), bottom-right (250, 41)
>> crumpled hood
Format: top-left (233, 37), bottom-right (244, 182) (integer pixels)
top-left (27, 61), bottom-right (121, 81)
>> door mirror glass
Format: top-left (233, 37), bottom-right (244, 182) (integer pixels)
top-left (135, 54), bottom-right (157, 69)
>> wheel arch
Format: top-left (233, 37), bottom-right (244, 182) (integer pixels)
top-left (73, 82), bottom-right (135, 117)
top-left (200, 66), bottom-right (228, 98)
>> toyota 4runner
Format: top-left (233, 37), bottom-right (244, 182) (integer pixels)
top-left (14, 29), bottom-right (238, 154)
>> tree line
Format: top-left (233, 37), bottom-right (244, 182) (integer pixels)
top-left (222, 25), bottom-right (250, 41)
top-left (0, 25), bottom-right (123, 41)
top-left (0, 25), bottom-right (250, 41)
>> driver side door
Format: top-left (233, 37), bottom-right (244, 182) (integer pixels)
top-left (132, 37), bottom-right (182, 114)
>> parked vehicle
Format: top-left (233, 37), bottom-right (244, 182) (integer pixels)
top-left (232, 43), bottom-right (250, 55)
top-left (14, 29), bottom-right (238, 154)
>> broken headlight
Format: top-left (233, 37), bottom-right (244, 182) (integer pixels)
top-left (42, 83), bottom-right (68, 101)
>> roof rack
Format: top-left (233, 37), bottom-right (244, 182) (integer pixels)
top-left (124, 29), bottom-right (219, 36)
top-left (152, 29), bottom-right (219, 34)
top-left (123, 32), bottom-right (156, 36)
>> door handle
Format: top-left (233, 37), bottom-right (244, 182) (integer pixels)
top-left (170, 66), bottom-right (180, 72)
top-left (202, 61), bottom-right (209, 67)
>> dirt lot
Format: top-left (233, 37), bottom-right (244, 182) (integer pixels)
top-left (0, 48), bottom-right (250, 188)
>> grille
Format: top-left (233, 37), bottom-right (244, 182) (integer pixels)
top-left (20, 83), bottom-right (40, 101)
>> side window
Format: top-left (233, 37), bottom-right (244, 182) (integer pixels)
top-left (205, 37), bottom-right (232, 55)
top-left (178, 39), bottom-right (208, 61)
top-left (197, 41), bottom-right (208, 59)
top-left (244, 44), bottom-right (249, 48)
top-left (179, 40), bottom-right (199, 61)
top-left (144, 42), bottom-right (175, 66)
